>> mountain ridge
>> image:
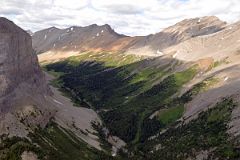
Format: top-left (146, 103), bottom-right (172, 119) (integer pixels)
top-left (33, 16), bottom-right (226, 56)
top-left (33, 23), bottom-right (126, 54)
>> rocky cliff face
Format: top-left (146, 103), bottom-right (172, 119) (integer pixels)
top-left (0, 18), bottom-right (48, 98)
top-left (0, 17), bottom-right (53, 137)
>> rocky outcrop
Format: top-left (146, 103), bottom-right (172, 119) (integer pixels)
top-left (0, 18), bottom-right (49, 98)
top-left (0, 17), bottom-right (53, 137)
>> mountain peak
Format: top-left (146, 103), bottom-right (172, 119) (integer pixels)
top-left (102, 24), bottom-right (112, 29)
top-left (84, 23), bottom-right (116, 33)
top-left (101, 24), bottom-right (120, 35)
top-left (164, 16), bottom-right (226, 33)
top-left (178, 16), bottom-right (224, 24)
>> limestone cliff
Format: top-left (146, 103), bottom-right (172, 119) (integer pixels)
top-left (0, 17), bottom-right (53, 137)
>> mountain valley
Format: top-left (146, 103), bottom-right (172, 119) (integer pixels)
top-left (1, 15), bottom-right (240, 160)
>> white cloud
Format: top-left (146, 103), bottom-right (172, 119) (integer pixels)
top-left (53, 0), bottom-right (89, 9)
top-left (0, 0), bottom-right (240, 36)
top-left (91, 0), bottom-right (157, 14)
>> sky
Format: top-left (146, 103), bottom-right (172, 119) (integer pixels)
top-left (1, 0), bottom-right (240, 36)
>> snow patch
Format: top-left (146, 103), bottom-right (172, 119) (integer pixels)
top-left (197, 18), bottom-right (201, 23)
top-left (99, 54), bottom-right (105, 58)
top-left (172, 53), bottom-right (178, 58)
top-left (112, 152), bottom-right (117, 157)
top-left (224, 76), bottom-right (229, 81)
top-left (96, 33), bottom-right (100, 37)
top-left (101, 30), bottom-right (104, 33)
top-left (156, 49), bottom-right (164, 56)
top-left (53, 99), bottom-right (63, 105)
top-left (71, 27), bottom-right (74, 31)
top-left (44, 34), bottom-right (47, 39)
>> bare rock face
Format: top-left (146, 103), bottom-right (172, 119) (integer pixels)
top-left (0, 17), bottom-right (53, 137)
top-left (0, 17), bottom-right (48, 98)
